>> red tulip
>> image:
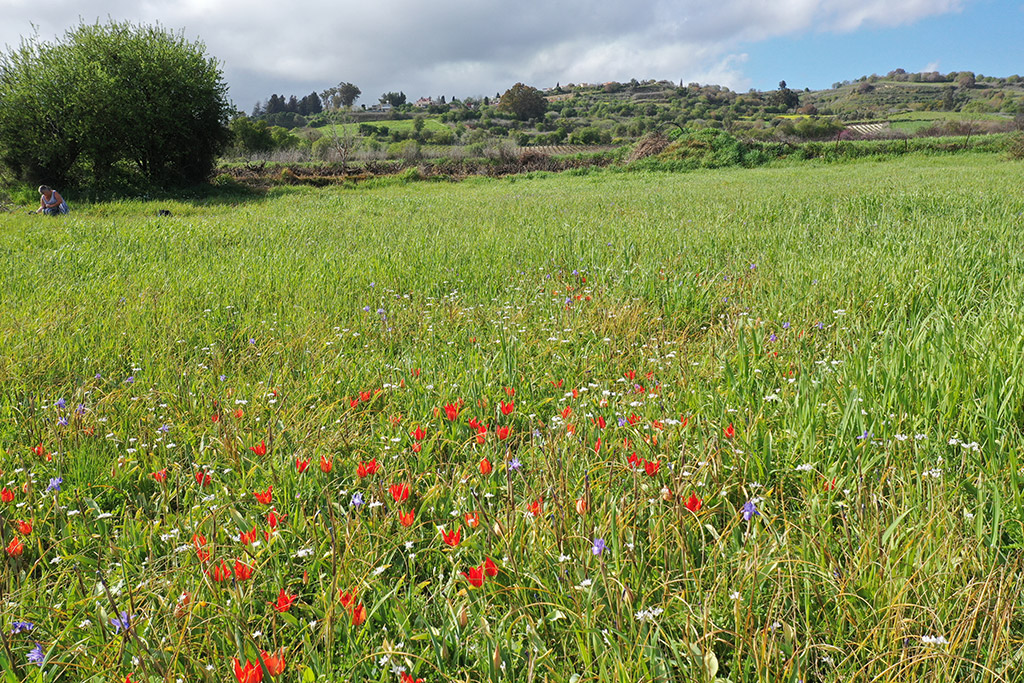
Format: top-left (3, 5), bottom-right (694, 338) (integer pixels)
top-left (233, 560), bottom-right (254, 581)
top-left (560, 406), bottom-right (572, 419)
top-left (441, 527), bottom-right (461, 547)
top-left (250, 440), bottom-right (267, 456)
top-left (499, 401), bottom-right (514, 416)
top-left (528, 498), bottom-right (543, 517)
top-left (209, 560), bottom-right (231, 582)
top-left (254, 486), bottom-right (273, 505)
top-left (484, 556), bottom-right (499, 577)
top-left (400, 672), bottom-right (424, 683)
top-left (389, 483), bottom-right (410, 503)
top-left (234, 408), bottom-right (244, 419)
top-left (319, 455), bottom-right (333, 473)
top-left (644, 460), bottom-right (660, 476)
top-left (0, 487), bottom-right (13, 503)
top-left (479, 457), bottom-right (492, 476)
top-left (260, 650), bottom-right (285, 677)
top-left (495, 426), bottom-right (511, 441)
top-left (240, 528), bottom-right (259, 545)
top-left (724, 423), bottom-right (735, 439)
top-left (462, 565), bottom-right (485, 587)
top-left (411, 426), bottom-right (426, 440)
top-left (398, 509), bottom-right (415, 527)
top-left (338, 589), bottom-right (357, 609)
top-left (443, 403), bottom-right (459, 421)
top-left (685, 494), bottom-right (702, 513)
top-left (233, 658), bottom-right (263, 683)
top-left (464, 511), bottom-right (479, 528)
top-left (351, 603), bottom-right (367, 625)
top-left (6, 537), bottom-right (23, 557)
top-left (15, 520), bottom-right (32, 535)
top-left (151, 468), bottom-right (168, 483)
top-left (270, 588), bottom-right (297, 612)
top-left (195, 470), bottom-right (212, 487)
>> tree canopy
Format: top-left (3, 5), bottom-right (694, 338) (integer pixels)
top-left (497, 83), bottom-right (547, 120)
top-left (0, 21), bottom-right (232, 189)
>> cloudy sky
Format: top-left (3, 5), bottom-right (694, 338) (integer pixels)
top-left (1, 0), bottom-right (1020, 111)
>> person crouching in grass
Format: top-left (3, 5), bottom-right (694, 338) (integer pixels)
top-left (37, 185), bottom-right (69, 215)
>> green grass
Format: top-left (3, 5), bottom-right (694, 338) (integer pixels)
top-left (1, 153), bottom-right (1023, 682)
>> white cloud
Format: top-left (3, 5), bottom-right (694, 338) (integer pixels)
top-left (0, 0), bottom-right (969, 108)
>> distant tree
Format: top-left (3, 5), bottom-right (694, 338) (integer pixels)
top-left (957, 71), bottom-right (976, 89)
top-left (266, 94), bottom-right (285, 115)
top-left (297, 92), bottom-right (322, 116)
top-left (230, 116), bottom-right (275, 154)
top-left (321, 82), bottom-right (361, 109)
top-left (0, 20), bottom-right (230, 187)
top-left (768, 81), bottom-right (800, 110)
top-left (379, 91), bottom-right (406, 107)
top-left (286, 95), bottom-right (299, 112)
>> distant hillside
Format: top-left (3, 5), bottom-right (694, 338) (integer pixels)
top-left (230, 70), bottom-right (1024, 163)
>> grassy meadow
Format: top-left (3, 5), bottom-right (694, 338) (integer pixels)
top-left (1, 154), bottom-right (1023, 682)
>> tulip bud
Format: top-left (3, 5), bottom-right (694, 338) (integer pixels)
top-left (492, 521), bottom-right (504, 538)
top-left (575, 497), bottom-right (588, 515)
top-left (661, 486), bottom-right (674, 502)
top-left (458, 605), bottom-right (469, 628)
top-left (493, 644), bottom-right (502, 670)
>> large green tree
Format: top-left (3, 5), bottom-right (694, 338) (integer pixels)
top-left (497, 83), bottom-right (547, 120)
top-left (0, 21), bottom-right (231, 188)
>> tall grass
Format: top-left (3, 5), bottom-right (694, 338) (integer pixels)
top-left (0, 154), bottom-right (1022, 682)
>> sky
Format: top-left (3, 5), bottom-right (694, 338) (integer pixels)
top-left (0, 0), bottom-right (1021, 112)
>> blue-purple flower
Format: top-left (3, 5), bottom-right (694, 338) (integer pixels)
top-left (27, 642), bottom-right (44, 666)
top-left (11, 621), bottom-right (34, 634)
top-left (110, 611), bottom-right (131, 635)
top-left (592, 538), bottom-right (606, 556)
top-left (741, 500), bottom-right (759, 521)
top-left (46, 477), bottom-right (63, 492)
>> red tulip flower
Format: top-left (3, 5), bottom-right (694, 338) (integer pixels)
top-left (195, 470), bottom-right (212, 487)
top-left (685, 494), bottom-right (702, 513)
top-left (389, 484), bottom-right (410, 503)
top-left (209, 560), bottom-right (231, 582)
top-left (0, 487), bottom-right (13, 503)
top-left (441, 527), bottom-right (461, 547)
top-left (528, 498), bottom-right (543, 517)
top-left (644, 460), bottom-right (660, 476)
top-left (151, 468), bottom-right (168, 483)
top-left (15, 520), bottom-right (32, 535)
top-left (484, 556), bottom-right (499, 577)
top-left (398, 509), bottom-right (415, 527)
top-left (443, 403), bottom-right (459, 421)
top-left (233, 560), bottom-right (254, 581)
top-left (6, 537), bottom-right (23, 557)
top-left (338, 589), bottom-right (357, 609)
top-left (462, 565), bottom-right (485, 588)
top-left (295, 457), bottom-right (310, 473)
top-left (250, 441), bottom-right (267, 456)
top-left (254, 486), bottom-right (273, 505)
top-left (351, 602), bottom-right (367, 626)
top-left (499, 401), bottom-right (514, 415)
top-left (233, 658), bottom-right (263, 683)
top-left (260, 650), bottom-right (285, 677)
top-left (270, 588), bottom-right (297, 612)
top-left (400, 672), bottom-right (424, 683)
top-left (479, 457), bottom-right (492, 475)
top-left (240, 528), bottom-right (259, 545)
top-left (495, 425), bottom-right (511, 441)
top-left (464, 511), bottom-right (479, 528)
top-left (724, 423), bottom-right (735, 439)
top-left (319, 455), bottom-right (333, 473)
top-left (411, 426), bottom-right (426, 441)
